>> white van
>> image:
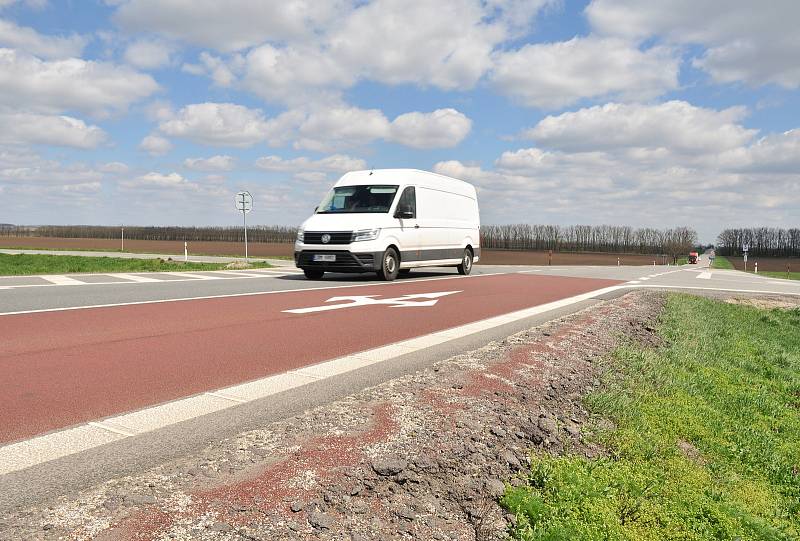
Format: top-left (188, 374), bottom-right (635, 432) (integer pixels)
top-left (294, 169), bottom-right (480, 280)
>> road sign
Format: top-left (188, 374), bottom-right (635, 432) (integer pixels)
top-left (235, 191), bottom-right (252, 260)
top-left (742, 244), bottom-right (749, 253)
top-left (235, 191), bottom-right (253, 213)
top-left (283, 291), bottom-right (462, 314)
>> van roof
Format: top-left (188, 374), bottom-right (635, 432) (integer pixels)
top-left (335, 169), bottom-right (476, 197)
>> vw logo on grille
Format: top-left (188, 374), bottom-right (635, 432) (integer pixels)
top-left (321, 233), bottom-right (331, 244)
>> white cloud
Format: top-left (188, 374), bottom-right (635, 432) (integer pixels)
top-left (120, 171), bottom-right (194, 190)
top-left (182, 52), bottom-right (243, 87)
top-left (0, 112), bottom-right (107, 148)
top-left (491, 37), bottom-right (679, 109)
top-left (113, 0), bottom-right (341, 52)
top-left (0, 19), bottom-right (86, 59)
top-left (158, 102), bottom-right (271, 147)
top-left (124, 39), bottom-right (172, 69)
top-left (389, 109), bottom-right (472, 149)
top-left (99, 161), bottom-right (129, 173)
top-left (255, 154), bottom-right (366, 173)
top-left (139, 133), bottom-right (172, 155)
top-left (524, 101), bottom-right (757, 155)
top-left (0, 48), bottom-right (159, 116)
top-left (586, 0), bottom-right (800, 88)
top-left (184, 155), bottom-right (236, 171)
top-left (287, 105), bottom-right (473, 151)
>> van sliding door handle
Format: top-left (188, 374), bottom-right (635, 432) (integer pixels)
top-left (414, 224), bottom-right (420, 229)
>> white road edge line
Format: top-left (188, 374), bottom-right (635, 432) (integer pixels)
top-left (0, 282), bottom-right (622, 475)
top-left (38, 275), bottom-right (84, 285)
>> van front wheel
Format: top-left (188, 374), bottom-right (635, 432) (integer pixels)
top-left (377, 248), bottom-right (400, 281)
top-left (457, 249), bottom-right (473, 275)
top-left (303, 269), bottom-right (324, 280)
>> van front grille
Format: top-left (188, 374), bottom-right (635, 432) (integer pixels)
top-left (304, 231), bottom-right (353, 245)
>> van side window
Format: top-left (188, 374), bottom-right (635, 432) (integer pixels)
top-left (396, 186), bottom-right (416, 218)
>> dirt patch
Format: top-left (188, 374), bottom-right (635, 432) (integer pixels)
top-left (478, 250), bottom-right (667, 267)
top-left (0, 237), bottom-right (294, 258)
top-left (0, 237), bottom-right (667, 267)
top-left (722, 256), bottom-right (798, 273)
top-left (724, 296), bottom-right (800, 310)
top-left (0, 291), bottom-right (666, 541)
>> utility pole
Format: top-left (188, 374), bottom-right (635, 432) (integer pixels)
top-left (235, 191), bottom-right (253, 262)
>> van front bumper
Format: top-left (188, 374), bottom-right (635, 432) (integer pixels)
top-left (295, 250), bottom-right (383, 273)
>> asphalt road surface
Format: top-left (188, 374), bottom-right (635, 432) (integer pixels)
top-left (1, 256), bottom-right (798, 512)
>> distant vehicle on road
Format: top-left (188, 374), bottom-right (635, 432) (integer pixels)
top-left (295, 169), bottom-right (481, 281)
top-left (688, 252), bottom-right (698, 264)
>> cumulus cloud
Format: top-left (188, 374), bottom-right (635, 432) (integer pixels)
top-left (124, 39), bottom-right (173, 69)
top-left (183, 155), bottom-right (236, 171)
top-left (388, 109), bottom-right (472, 149)
top-left (113, 0), bottom-right (341, 52)
top-left (0, 112), bottom-right (107, 148)
top-left (491, 37), bottom-right (679, 109)
top-left (182, 52), bottom-right (243, 87)
top-left (523, 101), bottom-right (757, 155)
top-left (119, 171), bottom-right (195, 190)
top-left (158, 102), bottom-right (272, 147)
top-left (0, 48), bottom-right (159, 117)
top-left (586, 0), bottom-right (800, 88)
top-left (0, 19), bottom-right (87, 59)
top-left (289, 106), bottom-right (473, 151)
top-left (255, 154), bottom-right (366, 173)
top-left (138, 133), bottom-right (172, 155)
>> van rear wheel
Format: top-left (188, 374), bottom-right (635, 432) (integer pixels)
top-left (377, 248), bottom-right (400, 281)
top-left (303, 268), bottom-right (324, 280)
top-left (457, 248), bottom-right (473, 275)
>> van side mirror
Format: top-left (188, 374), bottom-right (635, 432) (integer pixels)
top-left (314, 206), bottom-right (318, 212)
top-left (395, 209), bottom-right (414, 219)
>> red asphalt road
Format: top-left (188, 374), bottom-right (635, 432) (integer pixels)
top-left (0, 273), bottom-right (621, 444)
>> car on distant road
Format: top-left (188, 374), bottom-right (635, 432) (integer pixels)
top-left (295, 169), bottom-right (481, 281)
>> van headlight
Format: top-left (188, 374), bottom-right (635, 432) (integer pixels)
top-left (353, 228), bottom-right (380, 242)
top-left (296, 228), bottom-right (304, 242)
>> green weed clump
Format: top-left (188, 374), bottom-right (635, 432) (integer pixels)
top-left (503, 294), bottom-right (800, 540)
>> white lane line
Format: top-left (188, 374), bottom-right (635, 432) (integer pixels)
top-left (111, 273), bottom-right (161, 283)
top-left (158, 271), bottom-right (216, 280)
top-left (38, 275), bottom-right (84, 285)
top-left (0, 271), bottom-right (510, 316)
top-left (0, 282), bottom-right (621, 475)
top-left (697, 271), bottom-right (713, 280)
top-left (627, 281), bottom-right (641, 284)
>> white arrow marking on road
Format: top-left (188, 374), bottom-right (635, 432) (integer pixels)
top-left (283, 290), bottom-right (462, 314)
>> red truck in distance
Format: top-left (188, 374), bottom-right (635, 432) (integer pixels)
top-left (688, 252), bottom-right (698, 264)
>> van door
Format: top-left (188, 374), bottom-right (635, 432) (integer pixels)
top-left (393, 186), bottom-right (420, 265)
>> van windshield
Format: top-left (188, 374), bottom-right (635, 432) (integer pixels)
top-left (316, 185), bottom-right (399, 214)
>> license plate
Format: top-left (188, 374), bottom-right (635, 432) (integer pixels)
top-left (313, 254), bottom-right (336, 262)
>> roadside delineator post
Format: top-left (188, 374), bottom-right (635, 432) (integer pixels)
top-left (617, 257), bottom-right (620, 266)
top-left (548, 249), bottom-right (552, 266)
top-left (184, 241), bottom-right (188, 262)
top-left (755, 262), bottom-right (758, 274)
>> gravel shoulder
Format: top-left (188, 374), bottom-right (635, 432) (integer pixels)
top-left (1, 291), bottom-right (668, 541)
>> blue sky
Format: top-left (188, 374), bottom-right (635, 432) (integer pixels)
top-left (0, 0), bottom-right (798, 242)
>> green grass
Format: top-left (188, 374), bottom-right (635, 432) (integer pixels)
top-left (503, 294), bottom-right (800, 540)
top-left (757, 271), bottom-right (800, 281)
top-left (712, 256), bottom-right (735, 269)
top-left (0, 253), bottom-right (271, 276)
top-left (676, 257), bottom-right (688, 265)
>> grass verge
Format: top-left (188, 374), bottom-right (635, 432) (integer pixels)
top-left (756, 271), bottom-right (800, 281)
top-left (0, 246), bottom-right (293, 260)
top-left (503, 294), bottom-right (800, 540)
top-left (0, 253), bottom-right (271, 276)
top-left (712, 256), bottom-right (734, 269)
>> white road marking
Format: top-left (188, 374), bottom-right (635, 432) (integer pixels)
top-left (0, 272), bottom-right (509, 316)
top-left (38, 275), bottom-right (84, 285)
top-left (0, 282), bottom-right (622, 475)
top-left (283, 291), bottom-right (462, 314)
top-left (112, 273), bottom-right (161, 283)
top-left (697, 271), bottom-right (713, 279)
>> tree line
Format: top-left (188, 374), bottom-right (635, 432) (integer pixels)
top-left (0, 225), bottom-right (298, 244)
top-left (480, 224), bottom-right (698, 258)
top-left (1, 223), bottom-right (702, 258)
top-left (716, 227), bottom-right (800, 257)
